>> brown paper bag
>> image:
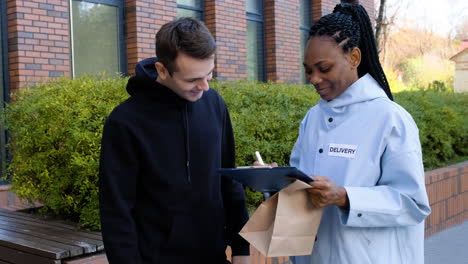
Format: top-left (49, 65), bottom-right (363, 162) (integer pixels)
top-left (240, 180), bottom-right (323, 257)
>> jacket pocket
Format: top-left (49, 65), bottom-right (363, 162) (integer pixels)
top-left (360, 227), bottom-right (404, 264)
top-left (339, 226), bottom-right (373, 264)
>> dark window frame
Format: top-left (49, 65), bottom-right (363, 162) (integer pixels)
top-left (299, 0), bottom-right (312, 30)
top-left (0, 0), bottom-right (8, 104)
top-left (246, 0), bottom-right (266, 81)
top-left (70, 0), bottom-right (127, 77)
top-left (177, 1), bottom-right (205, 20)
top-left (0, 0), bottom-right (9, 180)
top-left (300, 0), bottom-right (312, 83)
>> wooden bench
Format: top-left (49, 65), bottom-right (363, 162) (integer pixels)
top-left (0, 207), bottom-right (292, 264)
top-left (0, 208), bottom-right (104, 264)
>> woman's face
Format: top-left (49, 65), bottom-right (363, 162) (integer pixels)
top-left (303, 36), bottom-right (361, 101)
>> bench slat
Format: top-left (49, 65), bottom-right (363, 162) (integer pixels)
top-left (0, 209), bottom-right (107, 263)
top-left (0, 229), bottom-right (81, 259)
top-left (0, 215), bottom-right (102, 248)
top-left (0, 245), bottom-right (60, 264)
top-left (0, 210), bottom-right (102, 240)
top-left (0, 218), bottom-right (97, 254)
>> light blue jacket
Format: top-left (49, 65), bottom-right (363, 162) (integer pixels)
top-left (290, 74), bottom-right (431, 264)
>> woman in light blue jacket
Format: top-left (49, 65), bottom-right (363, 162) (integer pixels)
top-left (291, 3), bottom-right (431, 264)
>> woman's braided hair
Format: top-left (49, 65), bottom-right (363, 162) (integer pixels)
top-left (309, 3), bottom-right (393, 100)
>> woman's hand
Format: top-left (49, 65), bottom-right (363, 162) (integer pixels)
top-left (307, 176), bottom-right (349, 209)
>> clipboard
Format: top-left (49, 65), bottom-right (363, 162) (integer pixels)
top-left (218, 166), bottom-right (314, 193)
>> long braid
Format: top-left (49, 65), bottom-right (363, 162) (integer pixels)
top-left (309, 3), bottom-right (393, 100)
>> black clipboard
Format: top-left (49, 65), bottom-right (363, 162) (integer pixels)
top-left (218, 166), bottom-right (313, 193)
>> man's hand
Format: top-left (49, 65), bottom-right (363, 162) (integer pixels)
top-left (253, 161), bottom-right (278, 167)
top-left (307, 176), bottom-right (349, 209)
top-left (232, 255), bottom-right (249, 264)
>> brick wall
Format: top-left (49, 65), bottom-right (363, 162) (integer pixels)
top-left (2, 0), bottom-right (377, 92)
top-left (264, 0), bottom-right (301, 83)
top-left (125, 0), bottom-right (176, 75)
top-left (313, 0), bottom-right (338, 20)
top-left (358, 0), bottom-right (375, 23)
top-left (0, 184), bottom-right (39, 211)
top-left (205, 0), bottom-right (247, 81)
top-left (424, 161), bottom-right (468, 237)
top-left (7, 0), bottom-right (70, 93)
top-left (312, 0), bottom-right (374, 22)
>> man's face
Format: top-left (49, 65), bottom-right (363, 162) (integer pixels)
top-left (303, 36), bottom-right (360, 101)
top-left (157, 52), bottom-right (214, 102)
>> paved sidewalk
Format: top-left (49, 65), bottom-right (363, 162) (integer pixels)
top-left (425, 220), bottom-right (468, 264)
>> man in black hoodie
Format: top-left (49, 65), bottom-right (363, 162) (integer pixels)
top-left (99, 18), bottom-right (250, 264)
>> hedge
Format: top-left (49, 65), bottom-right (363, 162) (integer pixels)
top-left (212, 81), bottom-right (318, 209)
top-left (2, 76), bottom-right (128, 230)
top-left (394, 91), bottom-right (468, 169)
top-left (2, 77), bottom-right (467, 229)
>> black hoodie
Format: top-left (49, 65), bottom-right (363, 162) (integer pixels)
top-left (99, 58), bottom-right (249, 264)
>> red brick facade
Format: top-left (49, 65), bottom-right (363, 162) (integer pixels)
top-left (424, 161), bottom-right (468, 237)
top-left (125, 0), bottom-right (176, 76)
top-left (3, 0), bottom-right (374, 93)
top-left (313, 0), bottom-right (374, 24)
top-left (7, 0), bottom-right (70, 93)
top-left (205, 0), bottom-right (248, 81)
top-left (264, 0), bottom-right (301, 83)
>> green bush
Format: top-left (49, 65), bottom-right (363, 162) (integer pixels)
top-left (212, 81), bottom-right (318, 212)
top-left (213, 81), bottom-right (318, 166)
top-left (2, 76), bottom-right (128, 229)
top-left (426, 80), bottom-right (452, 92)
top-left (2, 77), bottom-right (467, 228)
top-left (395, 91), bottom-right (468, 169)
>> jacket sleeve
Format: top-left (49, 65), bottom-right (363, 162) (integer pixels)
top-left (340, 115), bottom-right (431, 227)
top-left (220, 107), bottom-right (250, 256)
top-left (290, 117), bottom-right (307, 168)
top-left (99, 118), bottom-right (142, 264)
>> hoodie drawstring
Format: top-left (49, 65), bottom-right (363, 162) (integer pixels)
top-left (183, 104), bottom-right (191, 183)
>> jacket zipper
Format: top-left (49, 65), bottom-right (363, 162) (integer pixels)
top-left (183, 104), bottom-right (191, 183)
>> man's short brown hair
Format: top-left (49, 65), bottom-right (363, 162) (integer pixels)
top-left (156, 17), bottom-right (216, 75)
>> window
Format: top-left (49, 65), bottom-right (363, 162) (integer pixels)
top-left (0, 0), bottom-right (8, 180)
top-left (246, 0), bottom-right (265, 81)
top-left (177, 0), bottom-right (204, 20)
top-left (300, 0), bottom-right (312, 83)
top-left (70, 0), bottom-right (125, 77)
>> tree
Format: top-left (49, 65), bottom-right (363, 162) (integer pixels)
top-left (374, 0), bottom-right (404, 60)
top-left (374, 0), bottom-right (386, 53)
top-left (453, 20), bottom-right (468, 41)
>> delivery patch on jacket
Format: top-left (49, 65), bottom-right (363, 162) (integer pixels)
top-left (328, 143), bottom-right (358, 159)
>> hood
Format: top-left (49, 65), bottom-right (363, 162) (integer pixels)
top-left (319, 73), bottom-right (388, 114)
top-left (126, 57), bottom-right (159, 96)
